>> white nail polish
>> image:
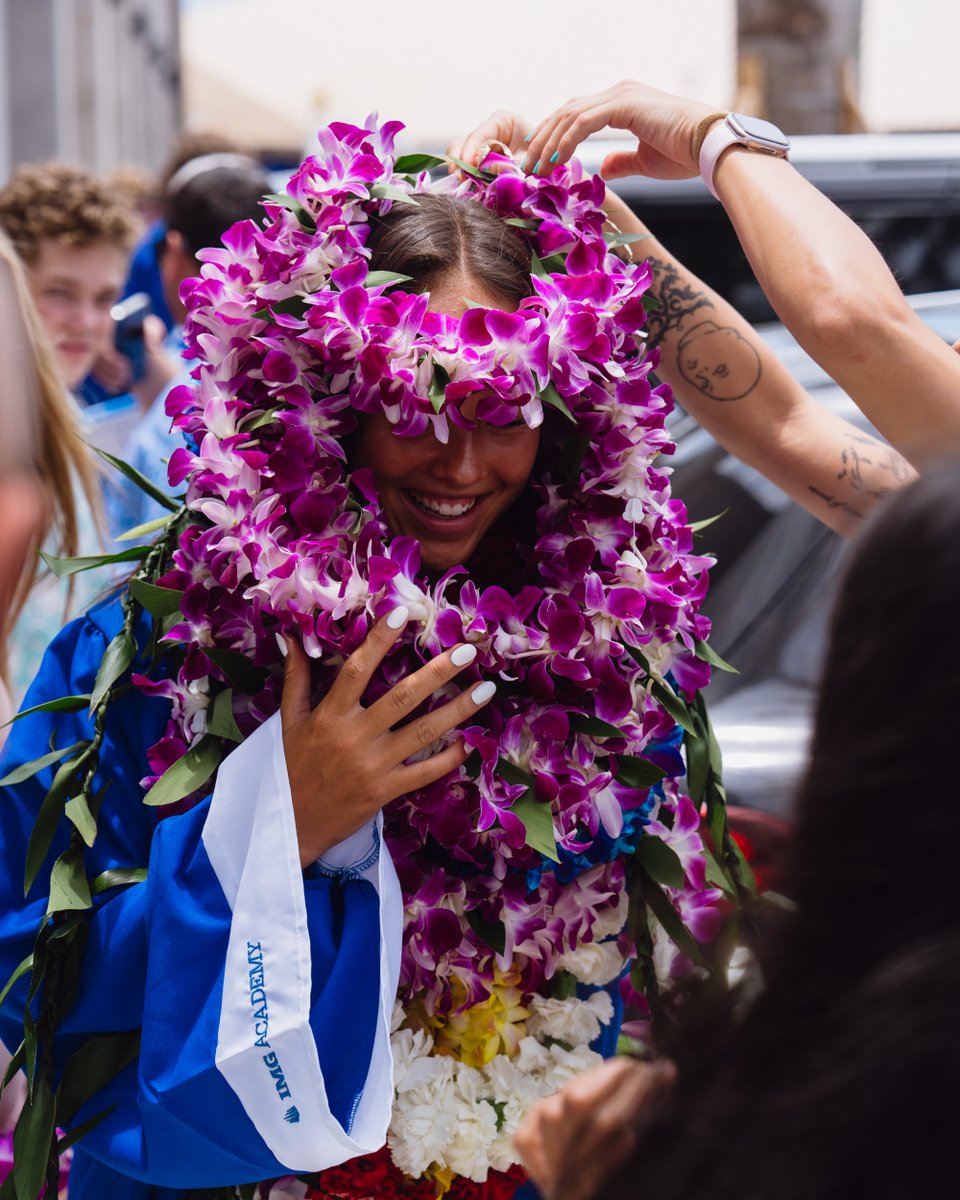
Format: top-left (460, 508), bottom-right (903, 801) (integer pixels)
top-left (386, 604), bottom-right (409, 630)
top-left (471, 680), bottom-right (496, 705)
top-left (275, 631), bottom-right (288, 658)
top-left (451, 643), bottom-right (477, 667)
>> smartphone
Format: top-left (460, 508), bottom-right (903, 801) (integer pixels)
top-left (111, 292), bottom-right (152, 383)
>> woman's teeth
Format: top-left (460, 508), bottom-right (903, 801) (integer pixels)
top-left (409, 491), bottom-right (479, 518)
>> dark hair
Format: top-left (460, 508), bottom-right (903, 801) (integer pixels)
top-left (598, 462), bottom-right (960, 1199)
top-left (165, 157), bottom-right (270, 260)
top-left (367, 192), bottom-right (533, 305)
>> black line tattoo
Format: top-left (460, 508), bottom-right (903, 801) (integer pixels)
top-left (645, 255), bottom-right (762, 402)
top-left (807, 486), bottom-right (866, 520)
top-left (837, 434), bottom-right (912, 499)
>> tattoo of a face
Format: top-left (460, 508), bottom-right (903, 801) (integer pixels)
top-left (677, 320), bottom-right (762, 401)
top-left (837, 434), bottom-right (912, 500)
top-left (645, 256), bottom-right (762, 401)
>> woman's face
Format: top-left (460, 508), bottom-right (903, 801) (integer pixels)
top-left (353, 275), bottom-right (541, 571)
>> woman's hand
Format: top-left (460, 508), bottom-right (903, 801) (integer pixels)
top-left (447, 110), bottom-right (532, 171)
top-left (514, 1056), bottom-right (677, 1200)
top-left (280, 605), bottom-right (494, 867)
top-left (523, 79), bottom-right (721, 181)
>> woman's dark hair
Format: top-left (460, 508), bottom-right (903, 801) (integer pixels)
top-left (367, 192), bottom-right (533, 305)
top-left (598, 461), bottom-right (960, 1199)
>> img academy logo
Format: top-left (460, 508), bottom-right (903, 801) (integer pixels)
top-left (246, 941), bottom-right (295, 1107)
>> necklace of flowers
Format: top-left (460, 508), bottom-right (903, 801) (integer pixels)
top-left (13, 116), bottom-right (754, 1198)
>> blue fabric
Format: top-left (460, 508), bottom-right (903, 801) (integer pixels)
top-left (124, 221), bottom-right (174, 332)
top-left (0, 595), bottom-right (382, 1195)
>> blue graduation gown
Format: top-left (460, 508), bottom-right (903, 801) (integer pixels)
top-left (0, 595), bottom-right (401, 1196)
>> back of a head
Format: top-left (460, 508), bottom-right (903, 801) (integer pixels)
top-left (779, 458), bottom-right (960, 974)
top-left (0, 162), bottom-right (138, 264)
top-left (366, 191), bottom-right (533, 307)
top-left (164, 154), bottom-right (271, 261)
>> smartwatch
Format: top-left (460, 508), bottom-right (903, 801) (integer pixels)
top-left (699, 113), bottom-right (791, 199)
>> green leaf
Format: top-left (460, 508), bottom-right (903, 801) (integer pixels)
top-left (90, 629), bottom-right (136, 711)
top-left (203, 648), bottom-right (263, 695)
top-left (236, 1184), bottom-right (259, 1200)
top-left (23, 749), bottom-right (89, 895)
top-left (57, 1031), bottom-right (140, 1125)
top-left (64, 793), bottom-right (97, 847)
top-left (684, 726), bottom-right (709, 803)
top-left (503, 217), bottom-right (539, 229)
top-left (115, 513), bottom-right (174, 541)
top-left (239, 408), bottom-right (280, 433)
top-left (253, 295), bottom-right (308, 322)
top-left (370, 181), bottom-right (419, 205)
top-left (1, 1041), bottom-right (25, 1091)
top-left (614, 755), bottom-right (667, 790)
top-left (444, 154), bottom-right (486, 181)
top-left (541, 383), bottom-right (576, 423)
top-left (262, 192), bottom-right (315, 229)
top-left (13, 1073), bottom-right (55, 1200)
top-left (40, 545), bottom-right (149, 577)
top-left (48, 846), bottom-right (93, 913)
top-left (570, 714), bottom-right (625, 739)
top-left (693, 637), bottom-right (738, 674)
top-left (143, 735), bottom-right (220, 807)
top-left (688, 509), bottom-right (728, 534)
top-left (511, 790), bottom-right (559, 862)
top-left (92, 446), bottom-right (180, 512)
top-left (495, 758), bottom-right (535, 788)
top-left (0, 954), bottom-right (33, 1009)
top-left (208, 688), bottom-right (243, 743)
top-left (530, 250), bottom-right (550, 279)
top-left (427, 362), bottom-right (451, 415)
top-left (603, 230), bottom-right (651, 247)
top-left (0, 695), bottom-right (91, 728)
top-left (364, 269), bottom-right (414, 290)
top-left (23, 1010), bottom-right (37, 1093)
top-left (636, 836), bottom-right (684, 888)
top-left (47, 913), bottom-right (86, 942)
top-left (128, 577), bottom-right (184, 618)
top-left (640, 869), bottom-right (709, 970)
top-left (703, 843), bottom-right (735, 895)
top-left (393, 152), bottom-right (446, 173)
top-left (91, 867), bottom-right (148, 895)
top-left (465, 908), bottom-right (506, 956)
top-left (55, 1103), bottom-right (117, 1155)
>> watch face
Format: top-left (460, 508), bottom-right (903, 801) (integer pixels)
top-left (728, 112), bottom-right (791, 153)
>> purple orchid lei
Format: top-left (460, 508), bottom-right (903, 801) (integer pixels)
top-left (132, 116), bottom-right (747, 1186)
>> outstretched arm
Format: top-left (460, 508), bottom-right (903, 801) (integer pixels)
top-left (524, 80), bottom-right (960, 470)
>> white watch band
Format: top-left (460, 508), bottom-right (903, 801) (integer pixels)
top-left (699, 116), bottom-right (790, 200)
top-left (699, 121), bottom-right (743, 201)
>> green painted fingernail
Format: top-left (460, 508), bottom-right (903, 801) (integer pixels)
top-left (523, 132), bottom-right (532, 142)
top-left (533, 159), bottom-right (541, 173)
top-left (550, 151), bottom-right (559, 163)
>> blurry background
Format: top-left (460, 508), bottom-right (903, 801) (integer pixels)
top-left (0, 0), bottom-right (958, 174)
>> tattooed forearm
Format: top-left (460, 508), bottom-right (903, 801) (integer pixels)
top-left (645, 255), bottom-right (762, 402)
top-left (808, 486), bottom-right (866, 520)
top-left (837, 434), bottom-right (912, 499)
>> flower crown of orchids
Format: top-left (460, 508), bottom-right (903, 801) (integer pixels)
top-left (117, 119), bottom-right (744, 1189)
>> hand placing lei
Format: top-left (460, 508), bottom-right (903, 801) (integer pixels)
top-left (19, 117), bottom-right (752, 1198)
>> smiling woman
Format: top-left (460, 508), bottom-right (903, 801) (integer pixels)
top-left (0, 118), bottom-right (744, 1200)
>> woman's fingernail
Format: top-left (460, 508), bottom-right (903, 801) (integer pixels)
top-left (276, 631), bottom-right (289, 658)
top-left (533, 159), bottom-right (541, 174)
top-left (386, 604), bottom-right (410, 630)
top-left (549, 151), bottom-right (559, 164)
top-left (523, 132), bottom-right (532, 142)
top-left (451, 643), bottom-right (477, 668)
top-left (471, 681), bottom-right (497, 705)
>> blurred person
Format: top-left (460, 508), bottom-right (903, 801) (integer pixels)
top-left (0, 165), bottom-right (135, 697)
top-left (0, 229), bottom-right (102, 1187)
top-left (107, 151), bottom-right (271, 537)
top-left (121, 130), bottom-right (242, 334)
top-left (515, 457), bottom-right (960, 1200)
top-left (0, 162), bottom-right (138, 394)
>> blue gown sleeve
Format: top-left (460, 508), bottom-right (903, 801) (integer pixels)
top-left (0, 597), bottom-right (402, 1191)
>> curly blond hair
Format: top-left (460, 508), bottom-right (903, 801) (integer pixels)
top-left (0, 161), bottom-right (139, 265)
